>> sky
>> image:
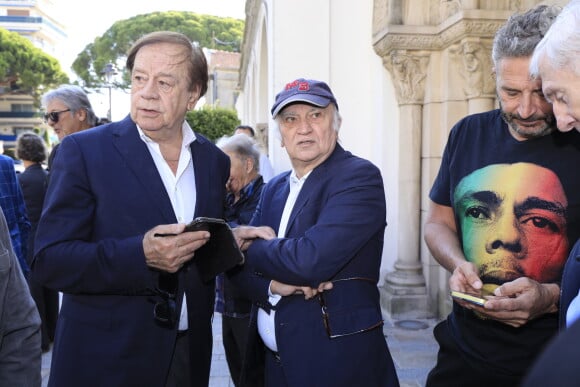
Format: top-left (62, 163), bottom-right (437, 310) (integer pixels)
top-left (55, 0), bottom-right (246, 72)
top-left (51, 0), bottom-right (246, 120)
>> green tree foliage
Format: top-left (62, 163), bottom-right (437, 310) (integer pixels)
top-left (186, 106), bottom-right (240, 142)
top-left (0, 28), bottom-right (69, 102)
top-left (72, 11), bottom-right (244, 88)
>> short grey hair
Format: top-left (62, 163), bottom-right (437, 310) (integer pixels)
top-left (530, 0), bottom-right (580, 77)
top-left (41, 85), bottom-right (98, 127)
top-left (492, 4), bottom-right (561, 68)
top-left (217, 133), bottom-right (261, 173)
top-left (273, 103), bottom-right (342, 135)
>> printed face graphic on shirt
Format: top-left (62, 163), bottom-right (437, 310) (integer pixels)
top-left (454, 163), bottom-right (569, 285)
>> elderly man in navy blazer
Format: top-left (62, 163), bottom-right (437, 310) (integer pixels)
top-left (32, 31), bottom-right (229, 387)
top-left (233, 79), bottom-right (399, 387)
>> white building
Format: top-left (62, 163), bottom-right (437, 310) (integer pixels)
top-left (0, 0), bottom-right (65, 149)
top-left (236, 0), bottom-right (567, 319)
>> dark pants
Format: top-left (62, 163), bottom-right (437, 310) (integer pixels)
top-left (427, 320), bottom-right (520, 387)
top-left (165, 331), bottom-right (191, 387)
top-left (222, 314), bottom-right (264, 387)
top-left (27, 276), bottom-right (59, 351)
top-left (264, 349), bottom-right (288, 387)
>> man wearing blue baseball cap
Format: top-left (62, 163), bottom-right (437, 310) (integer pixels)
top-left (232, 78), bottom-right (399, 386)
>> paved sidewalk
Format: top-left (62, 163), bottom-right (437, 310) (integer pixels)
top-left (384, 317), bottom-right (440, 387)
top-left (42, 314), bottom-right (440, 386)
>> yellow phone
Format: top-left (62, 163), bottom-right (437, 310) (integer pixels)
top-left (450, 285), bottom-right (499, 306)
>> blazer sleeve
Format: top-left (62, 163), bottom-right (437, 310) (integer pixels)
top-left (31, 134), bottom-right (157, 295)
top-left (246, 157), bottom-right (386, 287)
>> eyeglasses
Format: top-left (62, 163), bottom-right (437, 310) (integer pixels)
top-left (43, 109), bottom-right (70, 123)
top-left (153, 274), bottom-right (178, 328)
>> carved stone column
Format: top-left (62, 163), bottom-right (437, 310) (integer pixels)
top-left (372, 0), bottom-right (517, 319)
top-left (451, 38), bottom-right (496, 113)
top-left (379, 50), bottom-right (431, 319)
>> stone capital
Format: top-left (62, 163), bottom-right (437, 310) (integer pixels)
top-left (383, 50), bottom-right (430, 105)
top-left (449, 38), bottom-right (496, 99)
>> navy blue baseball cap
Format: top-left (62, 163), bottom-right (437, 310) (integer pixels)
top-left (271, 78), bottom-right (338, 118)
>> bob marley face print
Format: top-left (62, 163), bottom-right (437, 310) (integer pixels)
top-left (454, 163), bottom-right (569, 285)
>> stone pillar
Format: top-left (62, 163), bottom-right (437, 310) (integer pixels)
top-left (372, 0), bottom-right (522, 319)
top-left (379, 50), bottom-right (431, 319)
top-left (451, 38), bottom-right (496, 113)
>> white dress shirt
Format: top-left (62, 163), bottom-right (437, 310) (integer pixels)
top-left (258, 170), bottom-right (311, 352)
top-left (138, 122), bottom-right (197, 331)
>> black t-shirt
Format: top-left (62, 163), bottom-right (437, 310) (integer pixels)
top-left (430, 109), bottom-right (580, 377)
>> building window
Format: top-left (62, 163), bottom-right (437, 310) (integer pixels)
top-left (11, 104), bottom-right (34, 112)
top-left (7, 9), bottom-right (30, 17)
top-left (14, 127), bottom-right (34, 136)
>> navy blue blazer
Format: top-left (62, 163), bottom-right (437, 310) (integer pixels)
top-left (559, 239), bottom-right (580, 328)
top-left (233, 144), bottom-right (399, 387)
top-left (32, 115), bottom-right (229, 387)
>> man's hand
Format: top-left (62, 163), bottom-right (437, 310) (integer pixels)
top-left (233, 225), bottom-right (276, 251)
top-left (476, 277), bottom-right (560, 327)
top-left (143, 224), bottom-right (210, 273)
top-left (270, 280), bottom-right (334, 300)
top-left (457, 277), bottom-right (560, 327)
top-left (449, 261), bottom-right (483, 293)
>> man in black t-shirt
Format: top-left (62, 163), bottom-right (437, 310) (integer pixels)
top-left (425, 5), bottom-right (580, 387)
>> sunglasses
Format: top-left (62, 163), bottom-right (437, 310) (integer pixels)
top-left (153, 273), bottom-right (178, 328)
top-left (43, 109), bottom-right (71, 123)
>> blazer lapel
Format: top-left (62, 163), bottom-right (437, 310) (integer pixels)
top-left (269, 175), bottom-right (290, 231)
top-left (111, 116), bottom-right (176, 224)
top-left (190, 137), bottom-right (211, 217)
top-left (285, 180), bottom-right (312, 236)
top-left (285, 145), bottom-right (346, 235)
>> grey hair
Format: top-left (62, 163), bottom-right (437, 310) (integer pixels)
top-left (41, 85), bottom-right (98, 127)
top-left (530, 0), bottom-right (580, 77)
top-left (216, 133), bottom-right (261, 173)
top-left (273, 103), bottom-right (342, 135)
top-left (492, 4), bottom-right (561, 67)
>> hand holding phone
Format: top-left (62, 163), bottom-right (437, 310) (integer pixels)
top-left (451, 286), bottom-right (498, 306)
top-left (451, 290), bottom-right (488, 306)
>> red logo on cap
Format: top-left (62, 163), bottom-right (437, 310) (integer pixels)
top-left (285, 80), bottom-right (310, 91)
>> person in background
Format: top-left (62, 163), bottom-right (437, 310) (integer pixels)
top-left (0, 153), bottom-right (30, 276)
top-left (0, 206), bottom-right (41, 386)
top-left (40, 85), bottom-right (98, 170)
top-left (232, 78), bottom-right (399, 386)
top-left (234, 125), bottom-right (275, 182)
top-left (16, 132), bottom-right (58, 353)
top-left (424, 5), bottom-right (580, 386)
top-left (31, 31), bottom-right (230, 386)
top-left (521, 2), bottom-right (580, 385)
top-left (215, 133), bottom-right (266, 386)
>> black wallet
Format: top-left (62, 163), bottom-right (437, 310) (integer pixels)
top-left (184, 217), bottom-right (245, 282)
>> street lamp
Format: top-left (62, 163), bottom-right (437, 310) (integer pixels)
top-left (101, 63), bottom-right (118, 121)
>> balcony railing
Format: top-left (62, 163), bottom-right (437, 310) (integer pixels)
top-left (0, 15), bottom-right (42, 24)
top-left (0, 111), bottom-right (39, 118)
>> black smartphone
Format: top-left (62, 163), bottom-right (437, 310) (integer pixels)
top-left (154, 217), bottom-right (226, 237)
top-left (185, 217), bottom-right (244, 282)
top-left (183, 217), bottom-right (227, 233)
